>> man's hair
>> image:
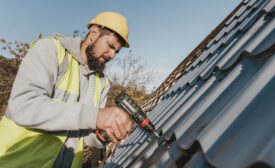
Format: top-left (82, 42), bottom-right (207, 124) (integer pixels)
top-left (89, 25), bottom-right (126, 47)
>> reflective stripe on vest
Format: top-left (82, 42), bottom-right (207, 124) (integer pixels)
top-left (94, 73), bottom-right (101, 106)
top-left (0, 37), bottom-right (108, 168)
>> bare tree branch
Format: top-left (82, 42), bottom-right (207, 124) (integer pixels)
top-left (106, 50), bottom-right (159, 92)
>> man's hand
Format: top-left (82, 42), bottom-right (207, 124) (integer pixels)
top-left (96, 107), bottom-right (132, 143)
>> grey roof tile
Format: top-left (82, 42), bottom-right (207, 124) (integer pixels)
top-left (103, 0), bottom-right (275, 167)
top-left (184, 151), bottom-right (212, 168)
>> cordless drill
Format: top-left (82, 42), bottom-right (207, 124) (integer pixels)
top-left (96, 92), bottom-right (160, 144)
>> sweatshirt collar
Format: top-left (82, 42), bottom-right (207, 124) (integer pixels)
top-left (54, 33), bottom-right (85, 65)
top-left (53, 33), bottom-right (96, 74)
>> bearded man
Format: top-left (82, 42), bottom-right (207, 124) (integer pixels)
top-left (0, 11), bottom-right (131, 168)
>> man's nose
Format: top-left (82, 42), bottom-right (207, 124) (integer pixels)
top-left (108, 50), bottom-right (116, 59)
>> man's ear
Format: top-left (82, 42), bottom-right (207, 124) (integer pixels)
top-left (89, 26), bottom-right (100, 40)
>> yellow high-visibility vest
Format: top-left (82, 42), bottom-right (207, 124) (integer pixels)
top-left (0, 37), bottom-right (108, 168)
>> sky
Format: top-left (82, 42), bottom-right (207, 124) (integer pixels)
top-left (0, 0), bottom-right (240, 91)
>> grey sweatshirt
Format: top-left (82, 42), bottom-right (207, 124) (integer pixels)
top-left (5, 33), bottom-right (108, 150)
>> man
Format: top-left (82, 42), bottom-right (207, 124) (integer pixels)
top-left (0, 11), bottom-right (131, 167)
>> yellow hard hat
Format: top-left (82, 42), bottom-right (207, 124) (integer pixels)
top-left (88, 11), bottom-right (129, 48)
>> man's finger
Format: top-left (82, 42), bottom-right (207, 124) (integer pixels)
top-left (116, 114), bottom-right (127, 138)
top-left (112, 121), bottom-right (122, 140)
top-left (117, 110), bottom-right (132, 134)
top-left (106, 128), bottom-right (117, 143)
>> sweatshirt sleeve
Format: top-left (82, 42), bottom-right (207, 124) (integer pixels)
top-left (99, 77), bottom-right (110, 109)
top-left (5, 38), bottom-right (99, 131)
top-left (83, 76), bottom-right (110, 148)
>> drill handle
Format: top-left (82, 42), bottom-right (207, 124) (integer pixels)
top-left (96, 129), bottom-right (110, 144)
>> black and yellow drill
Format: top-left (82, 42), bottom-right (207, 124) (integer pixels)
top-left (96, 92), bottom-right (160, 144)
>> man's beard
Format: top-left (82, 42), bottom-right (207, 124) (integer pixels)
top-left (86, 44), bottom-right (105, 72)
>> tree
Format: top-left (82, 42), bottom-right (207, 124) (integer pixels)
top-left (0, 33), bottom-right (43, 67)
top-left (106, 50), bottom-right (159, 93)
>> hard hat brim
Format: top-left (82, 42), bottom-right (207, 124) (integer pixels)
top-left (87, 23), bottom-right (130, 48)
